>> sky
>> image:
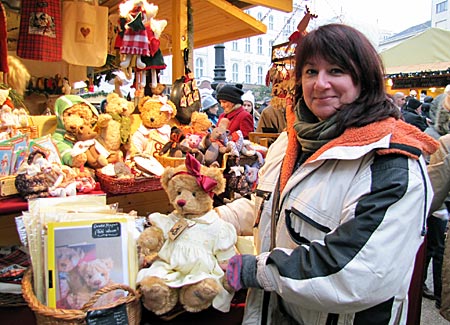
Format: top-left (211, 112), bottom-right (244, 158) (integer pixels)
top-left (308, 0), bottom-right (432, 33)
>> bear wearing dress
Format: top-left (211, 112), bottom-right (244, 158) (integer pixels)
top-left (136, 153), bottom-right (237, 315)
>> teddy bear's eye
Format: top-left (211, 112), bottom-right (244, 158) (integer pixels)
top-left (192, 192), bottom-right (196, 197)
top-left (177, 191), bottom-right (181, 195)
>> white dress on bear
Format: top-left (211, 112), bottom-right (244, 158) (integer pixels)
top-left (136, 210), bottom-right (237, 312)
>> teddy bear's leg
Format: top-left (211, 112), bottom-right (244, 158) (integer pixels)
top-left (139, 276), bottom-right (178, 315)
top-left (120, 54), bottom-right (132, 68)
top-left (179, 278), bottom-right (220, 313)
top-left (136, 55), bottom-right (146, 69)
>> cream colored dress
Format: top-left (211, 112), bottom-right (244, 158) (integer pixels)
top-left (136, 210), bottom-right (237, 312)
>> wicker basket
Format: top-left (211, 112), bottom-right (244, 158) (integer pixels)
top-left (96, 171), bottom-right (162, 195)
top-left (0, 175), bottom-right (18, 197)
top-left (155, 153), bottom-right (186, 168)
top-left (22, 269), bottom-right (141, 325)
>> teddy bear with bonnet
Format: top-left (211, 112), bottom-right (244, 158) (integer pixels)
top-left (136, 153), bottom-right (237, 315)
top-left (52, 95), bottom-right (99, 168)
top-left (131, 94), bottom-right (176, 175)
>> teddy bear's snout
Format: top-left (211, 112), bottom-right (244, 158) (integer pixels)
top-left (150, 117), bottom-right (155, 123)
top-left (177, 199), bottom-right (186, 207)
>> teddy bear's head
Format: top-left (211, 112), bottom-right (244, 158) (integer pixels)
top-left (55, 95), bottom-right (99, 135)
top-left (161, 153), bottom-right (225, 218)
top-left (104, 92), bottom-right (135, 117)
top-left (190, 111), bottom-right (212, 134)
top-left (78, 258), bottom-right (114, 291)
top-left (74, 124), bottom-right (97, 142)
top-left (138, 95), bottom-right (177, 129)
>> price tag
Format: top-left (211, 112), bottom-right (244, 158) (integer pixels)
top-left (168, 218), bottom-right (188, 241)
top-left (86, 304), bottom-right (128, 325)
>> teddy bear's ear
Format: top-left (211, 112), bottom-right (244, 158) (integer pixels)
top-left (202, 166), bottom-right (226, 195)
top-left (160, 166), bottom-right (177, 190)
top-left (168, 101), bottom-right (177, 119)
top-left (138, 96), bottom-right (152, 112)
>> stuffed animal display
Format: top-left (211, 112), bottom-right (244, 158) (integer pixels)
top-left (136, 153), bottom-right (237, 315)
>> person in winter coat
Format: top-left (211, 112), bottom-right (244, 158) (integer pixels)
top-left (402, 98), bottom-right (429, 131)
top-left (425, 134), bottom-right (450, 312)
top-left (216, 84), bottom-right (254, 139)
top-left (216, 23), bottom-right (439, 324)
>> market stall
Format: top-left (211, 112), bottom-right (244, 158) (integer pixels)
top-left (380, 27), bottom-right (450, 97)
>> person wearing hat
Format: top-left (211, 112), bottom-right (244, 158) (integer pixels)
top-left (242, 90), bottom-right (260, 130)
top-left (216, 84), bottom-right (254, 138)
top-left (402, 98), bottom-right (429, 131)
top-left (201, 94), bottom-right (219, 127)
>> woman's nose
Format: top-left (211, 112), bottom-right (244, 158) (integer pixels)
top-left (314, 71), bottom-right (330, 89)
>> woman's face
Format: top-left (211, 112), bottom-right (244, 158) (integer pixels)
top-left (243, 101), bottom-right (253, 113)
top-left (301, 57), bottom-right (360, 120)
top-left (209, 104), bottom-right (219, 115)
top-left (219, 100), bottom-right (235, 114)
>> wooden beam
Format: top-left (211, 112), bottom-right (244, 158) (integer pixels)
top-left (172, 0), bottom-right (188, 80)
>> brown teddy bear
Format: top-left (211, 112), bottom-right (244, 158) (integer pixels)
top-left (103, 93), bottom-right (135, 155)
top-left (71, 124), bottom-right (108, 170)
top-left (131, 94), bottom-right (177, 175)
top-left (136, 153), bottom-right (237, 315)
top-left (52, 95), bottom-right (99, 167)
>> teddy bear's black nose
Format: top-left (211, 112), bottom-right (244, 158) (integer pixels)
top-left (150, 117), bottom-right (155, 123)
top-left (177, 199), bottom-right (186, 207)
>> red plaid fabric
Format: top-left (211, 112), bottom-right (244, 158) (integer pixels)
top-left (121, 29), bottom-right (150, 56)
top-left (0, 3), bottom-right (8, 73)
top-left (17, 0), bottom-right (62, 61)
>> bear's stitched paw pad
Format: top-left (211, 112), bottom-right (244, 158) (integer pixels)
top-left (180, 278), bottom-right (219, 313)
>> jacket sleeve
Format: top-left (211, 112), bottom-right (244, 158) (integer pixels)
top-left (240, 113), bottom-right (255, 139)
top-left (250, 155), bottom-right (429, 313)
top-left (427, 134), bottom-right (450, 214)
top-left (215, 197), bottom-right (255, 236)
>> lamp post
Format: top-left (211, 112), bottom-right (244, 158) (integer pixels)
top-left (213, 43), bottom-right (226, 83)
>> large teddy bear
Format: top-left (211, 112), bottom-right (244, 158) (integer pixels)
top-left (52, 95), bottom-right (99, 167)
top-left (131, 95), bottom-right (176, 175)
top-left (136, 153), bottom-right (237, 315)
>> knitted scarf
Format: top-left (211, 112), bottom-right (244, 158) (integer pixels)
top-left (280, 98), bottom-right (341, 192)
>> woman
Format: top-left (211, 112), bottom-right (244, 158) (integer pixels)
top-left (242, 90), bottom-right (260, 130)
top-left (217, 24), bottom-right (439, 324)
top-left (216, 84), bottom-right (254, 138)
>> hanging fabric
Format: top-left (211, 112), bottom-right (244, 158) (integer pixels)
top-left (62, 0), bottom-right (108, 67)
top-left (17, 0), bottom-right (62, 62)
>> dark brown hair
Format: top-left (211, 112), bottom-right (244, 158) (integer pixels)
top-left (294, 24), bottom-right (401, 132)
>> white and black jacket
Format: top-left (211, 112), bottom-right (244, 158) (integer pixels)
top-left (217, 117), bottom-right (439, 325)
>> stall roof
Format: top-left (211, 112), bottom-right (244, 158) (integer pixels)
top-left (100, 0), bottom-right (293, 54)
top-left (380, 28), bottom-right (450, 74)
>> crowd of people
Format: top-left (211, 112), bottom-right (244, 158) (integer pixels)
top-left (194, 23), bottom-right (449, 324)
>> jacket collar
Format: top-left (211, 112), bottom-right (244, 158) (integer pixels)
top-left (307, 118), bottom-right (439, 163)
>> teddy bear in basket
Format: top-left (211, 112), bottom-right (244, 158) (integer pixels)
top-left (136, 153), bottom-right (237, 316)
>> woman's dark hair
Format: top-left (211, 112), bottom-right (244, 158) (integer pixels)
top-left (294, 24), bottom-right (401, 133)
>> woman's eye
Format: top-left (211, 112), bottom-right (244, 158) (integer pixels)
top-left (330, 68), bottom-right (344, 74)
top-left (305, 69), bottom-right (317, 75)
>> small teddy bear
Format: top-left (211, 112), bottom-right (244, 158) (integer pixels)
top-left (71, 124), bottom-right (109, 170)
top-left (136, 153), bottom-right (237, 315)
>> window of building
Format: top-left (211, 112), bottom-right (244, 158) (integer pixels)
top-left (245, 38), bottom-right (251, 53)
top-left (257, 38), bottom-right (263, 55)
top-left (257, 66), bottom-right (263, 85)
top-left (245, 65), bottom-right (251, 84)
top-left (269, 40), bottom-right (274, 57)
top-left (232, 40), bottom-right (238, 51)
top-left (436, 1), bottom-right (448, 13)
top-left (257, 12), bottom-right (262, 21)
top-left (269, 15), bottom-right (274, 30)
top-left (232, 63), bottom-right (239, 82)
top-left (195, 58), bottom-right (204, 78)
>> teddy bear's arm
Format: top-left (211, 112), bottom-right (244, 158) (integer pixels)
top-left (137, 226), bottom-right (165, 269)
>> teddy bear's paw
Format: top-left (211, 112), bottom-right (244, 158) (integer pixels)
top-left (180, 278), bottom-right (220, 313)
top-left (140, 277), bottom-right (178, 315)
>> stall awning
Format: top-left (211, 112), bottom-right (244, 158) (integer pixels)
top-left (380, 28), bottom-right (450, 74)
